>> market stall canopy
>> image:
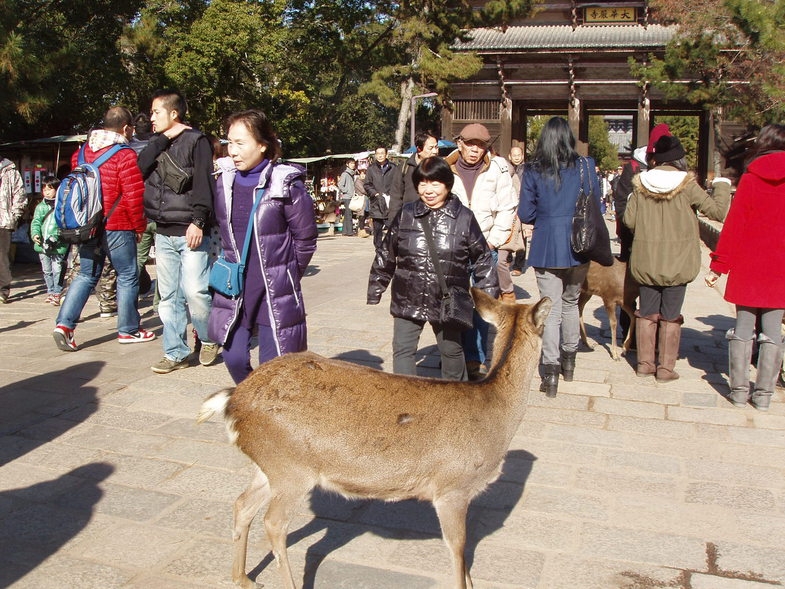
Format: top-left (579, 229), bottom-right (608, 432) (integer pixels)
top-left (284, 151), bottom-right (372, 164)
top-left (398, 139), bottom-right (457, 155)
top-left (0, 134), bottom-right (87, 147)
top-left (0, 134), bottom-right (87, 172)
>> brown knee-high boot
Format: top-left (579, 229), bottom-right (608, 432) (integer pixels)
top-left (656, 316), bottom-right (684, 382)
top-left (635, 313), bottom-right (659, 377)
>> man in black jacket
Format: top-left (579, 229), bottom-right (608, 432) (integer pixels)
top-left (137, 89), bottom-right (218, 374)
top-left (363, 146), bottom-right (402, 250)
top-left (387, 131), bottom-right (439, 225)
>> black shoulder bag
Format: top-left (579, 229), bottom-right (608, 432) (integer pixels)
top-left (420, 213), bottom-right (474, 330)
top-left (570, 157), bottom-right (613, 266)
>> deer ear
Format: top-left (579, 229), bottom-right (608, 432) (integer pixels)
top-left (470, 287), bottom-right (499, 325)
top-left (531, 297), bottom-right (552, 330)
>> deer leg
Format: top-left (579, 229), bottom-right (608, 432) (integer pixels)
top-left (232, 466), bottom-right (272, 589)
top-left (577, 292), bottom-right (594, 350)
top-left (605, 301), bottom-right (620, 360)
top-left (263, 480), bottom-right (310, 589)
top-left (434, 493), bottom-right (472, 589)
top-left (620, 304), bottom-right (636, 354)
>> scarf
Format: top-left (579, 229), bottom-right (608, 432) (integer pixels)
top-left (455, 157), bottom-right (485, 203)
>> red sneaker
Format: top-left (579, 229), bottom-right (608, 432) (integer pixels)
top-left (53, 325), bottom-right (78, 352)
top-left (118, 329), bottom-right (156, 344)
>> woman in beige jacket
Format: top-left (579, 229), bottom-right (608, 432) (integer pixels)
top-left (624, 135), bottom-right (730, 382)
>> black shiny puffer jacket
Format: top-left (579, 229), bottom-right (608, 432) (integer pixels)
top-left (367, 194), bottom-right (499, 323)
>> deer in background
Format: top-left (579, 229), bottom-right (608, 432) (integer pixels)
top-left (578, 258), bottom-right (639, 360)
top-left (198, 288), bottom-right (551, 589)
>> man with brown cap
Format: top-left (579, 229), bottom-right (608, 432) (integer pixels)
top-left (444, 122), bottom-right (517, 379)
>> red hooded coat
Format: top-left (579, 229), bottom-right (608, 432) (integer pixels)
top-left (710, 151), bottom-right (785, 308)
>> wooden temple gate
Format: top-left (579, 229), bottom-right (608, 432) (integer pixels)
top-left (445, 0), bottom-right (715, 182)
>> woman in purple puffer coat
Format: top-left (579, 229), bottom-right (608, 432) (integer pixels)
top-left (208, 109), bottom-right (318, 384)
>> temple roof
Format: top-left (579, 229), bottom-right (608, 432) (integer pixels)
top-left (456, 24), bottom-right (676, 52)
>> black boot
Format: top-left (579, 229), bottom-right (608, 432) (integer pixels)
top-left (560, 351), bottom-right (577, 382)
top-left (539, 364), bottom-right (560, 398)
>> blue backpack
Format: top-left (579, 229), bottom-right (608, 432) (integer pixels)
top-left (55, 143), bottom-right (130, 243)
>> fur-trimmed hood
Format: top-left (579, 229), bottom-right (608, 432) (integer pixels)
top-left (633, 167), bottom-right (692, 201)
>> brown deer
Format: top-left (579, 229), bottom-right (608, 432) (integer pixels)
top-left (578, 258), bottom-right (639, 360)
top-left (197, 289), bottom-right (551, 589)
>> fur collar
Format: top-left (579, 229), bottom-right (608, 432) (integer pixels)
top-left (634, 168), bottom-right (693, 201)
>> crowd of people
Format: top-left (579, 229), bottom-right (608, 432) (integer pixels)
top-left (1, 101), bottom-right (783, 404)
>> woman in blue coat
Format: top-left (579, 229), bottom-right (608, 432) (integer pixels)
top-left (208, 110), bottom-right (318, 384)
top-left (519, 117), bottom-right (601, 397)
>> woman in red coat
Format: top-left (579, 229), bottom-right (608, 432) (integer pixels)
top-left (706, 124), bottom-right (785, 410)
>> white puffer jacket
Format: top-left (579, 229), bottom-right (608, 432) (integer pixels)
top-left (444, 151), bottom-right (517, 248)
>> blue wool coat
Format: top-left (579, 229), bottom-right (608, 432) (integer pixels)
top-left (208, 158), bottom-right (318, 351)
top-left (519, 156), bottom-right (602, 269)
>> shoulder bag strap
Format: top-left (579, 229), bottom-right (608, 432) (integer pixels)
top-left (238, 188), bottom-right (266, 267)
top-left (577, 156), bottom-right (586, 195)
top-left (419, 213), bottom-right (449, 297)
top-left (99, 145), bottom-right (131, 224)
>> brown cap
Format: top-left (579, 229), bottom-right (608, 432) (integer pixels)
top-left (457, 123), bottom-right (491, 145)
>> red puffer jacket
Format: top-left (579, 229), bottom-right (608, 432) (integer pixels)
top-left (70, 142), bottom-right (147, 233)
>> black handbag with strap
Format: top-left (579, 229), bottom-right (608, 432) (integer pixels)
top-left (420, 213), bottom-right (474, 331)
top-left (570, 157), bottom-right (613, 266)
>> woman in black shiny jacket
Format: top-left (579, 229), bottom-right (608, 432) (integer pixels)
top-left (367, 157), bottom-right (499, 380)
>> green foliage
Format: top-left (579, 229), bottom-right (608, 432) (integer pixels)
top-left (525, 115), bottom-right (551, 158)
top-left (1, 0), bottom-right (536, 155)
top-left (655, 115), bottom-right (700, 171)
top-left (588, 117), bottom-right (620, 171)
top-left (634, 0), bottom-right (785, 125)
top-left (1, 0), bottom-right (146, 138)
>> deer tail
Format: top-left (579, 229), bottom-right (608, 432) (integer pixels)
top-left (197, 388), bottom-right (234, 424)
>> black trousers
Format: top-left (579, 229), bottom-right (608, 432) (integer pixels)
top-left (638, 284), bottom-right (686, 321)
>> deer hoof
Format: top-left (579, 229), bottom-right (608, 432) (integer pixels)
top-left (234, 574), bottom-right (257, 589)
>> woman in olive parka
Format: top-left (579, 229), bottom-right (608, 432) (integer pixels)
top-left (624, 134), bottom-right (730, 382)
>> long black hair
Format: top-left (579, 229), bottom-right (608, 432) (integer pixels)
top-left (530, 116), bottom-right (579, 188)
top-left (747, 124), bottom-right (785, 168)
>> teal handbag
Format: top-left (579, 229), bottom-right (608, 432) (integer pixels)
top-left (209, 188), bottom-right (265, 298)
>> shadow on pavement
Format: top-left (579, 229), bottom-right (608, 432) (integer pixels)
top-left (248, 449), bottom-right (535, 588)
top-left (0, 361), bottom-right (103, 467)
top-left (0, 462), bottom-right (114, 587)
top-left (331, 349), bottom-right (385, 372)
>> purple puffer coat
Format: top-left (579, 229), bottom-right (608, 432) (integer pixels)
top-left (208, 158), bottom-right (318, 352)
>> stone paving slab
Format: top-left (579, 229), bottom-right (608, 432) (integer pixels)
top-left (1, 233), bottom-right (785, 588)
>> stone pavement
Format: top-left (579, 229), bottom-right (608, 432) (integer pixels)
top-left (1, 233), bottom-right (784, 589)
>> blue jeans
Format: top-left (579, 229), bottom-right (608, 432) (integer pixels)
top-left (462, 250), bottom-right (497, 365)
top-left (39, 252), bottom-right (65, 294)
top-left (155, 234), bottom-right (213, 362)
top-left (56, 231), bottom-right (140, 334)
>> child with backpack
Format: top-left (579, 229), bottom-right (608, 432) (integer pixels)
top-left (30, 176), bottom-right (69, 305)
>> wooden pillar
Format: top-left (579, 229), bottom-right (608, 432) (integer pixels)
top-left (569, 97), bottom-right (588, 156)
top-left (499, 98), bottom-right (512, 157)
top-left (441, 106), bottom-right (454, 142)
top-left (637, 90), bottom-right (651, 153)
